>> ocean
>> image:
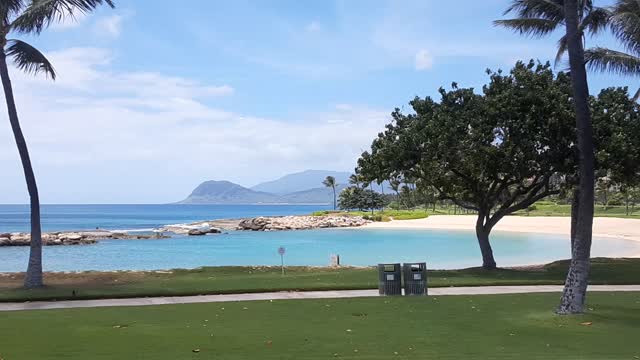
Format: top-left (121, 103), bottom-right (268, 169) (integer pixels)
top-left (1, 204), bottom-right (639, 272)
top-left (0, 204), bottom-right (332, 233)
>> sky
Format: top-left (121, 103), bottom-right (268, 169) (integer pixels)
top-left (0, 0), bottom-right (634, 204)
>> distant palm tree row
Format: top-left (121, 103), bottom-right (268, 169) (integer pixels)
top-left (0, 0), bottom-right (115, 288)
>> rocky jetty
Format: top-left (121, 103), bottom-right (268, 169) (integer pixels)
top-left (159, 223), bottom-right (223, 235)
top-left (0, 231), bottom-right (167, 247)
top-left (236, 215), bottom-right (370, 231)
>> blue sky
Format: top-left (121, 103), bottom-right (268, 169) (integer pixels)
top-left (0, 0), bottom-right (634, 204)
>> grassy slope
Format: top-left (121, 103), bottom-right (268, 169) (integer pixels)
top-left (1, 258), bottom-right (639, 302)
top-left (1, 292), bottom-right (639, 359)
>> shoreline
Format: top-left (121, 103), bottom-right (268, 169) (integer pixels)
top-left (363, 215), bottom-right (640, 242)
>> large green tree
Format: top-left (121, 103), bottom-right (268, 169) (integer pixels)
top-left (0, 0), bottom-right (115, 288)
top-left (358, 62), bottom-right (576, 269)
top-left (495, 0), bottom-right (600, 314)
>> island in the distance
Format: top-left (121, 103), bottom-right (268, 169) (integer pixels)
top-left (177, 169), bottom-right (359, 204)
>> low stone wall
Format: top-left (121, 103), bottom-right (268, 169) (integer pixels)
top-left (237, 215), bottom-right (370, 231)
top-left (0, 231), bottom-right (167, 247)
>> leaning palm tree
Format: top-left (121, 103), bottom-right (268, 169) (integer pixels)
top-left (585, 0), bottom-right (640, 99)
top-left (495, 0), bottom-right (598, 314)
top-left (0, 0), bottom-right (115, 288)
top-left (322, 176), bottom-right (337, 210)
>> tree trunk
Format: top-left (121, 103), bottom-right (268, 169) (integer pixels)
top-left (0, 51), bottom-right (43, 288)
top-left (625, 193), bottom-right (630, 216)
top-left (332, 186), bottom-right (336, 210)
top-left (558, 0), bottom-right (595, 315)
top-left (570, 188), bottom-right (579, 252)
top-left (475, 214), bottom-right (497, 270)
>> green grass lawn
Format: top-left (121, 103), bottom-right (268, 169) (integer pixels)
top-left (313, 203), bottom-right (640, 219)
top-left (515, 203), bottom-right (640, 218)
top-left (1, 292), bottom-right (639, 359)
top-left (2, 258), bottom-right (639, 302)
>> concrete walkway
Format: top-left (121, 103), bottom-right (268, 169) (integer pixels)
top-left (2, 285), bottom-right (639, 312)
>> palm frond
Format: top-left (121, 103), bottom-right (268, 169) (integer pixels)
top-left (5, 39), bottom-right (56, 79)
top-left (0, 0), bottom-right (24, 25)
top-left (503, 0), bottom-right (564, 22)
top-left (554, 34), bottom-right (568, 68)
top-left (493, 18), bottom-right (561, 37)
top-left (609, 0), bottom-right (640, 54)
top-left (585, 46), bottom-right (640, 76)
top-left (11, 0), bottom-right (115, 34)
top-left (580, 7), bottom-right (612, 35)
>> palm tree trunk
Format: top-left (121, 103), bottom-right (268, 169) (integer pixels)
top-left (558, 0), bottom-right (595, 315)
top-left (0, 51), bottom-right (43, 288)
top-left (332, 186), bottom-right (336, 210)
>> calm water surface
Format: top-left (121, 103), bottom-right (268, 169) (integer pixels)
top-left (1, 227), bottom-right (638, 272)
top-left (0, 204), bottom-right (331, 232)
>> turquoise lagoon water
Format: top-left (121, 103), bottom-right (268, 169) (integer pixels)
top-left (1, 204), bottom-right (638, 272)
top-left (1, 227), bottom-right (638, 272)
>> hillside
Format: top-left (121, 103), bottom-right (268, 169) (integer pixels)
top-left (178, 181), bottom-right (281, 204)
top-left (178, 170), bottom-right (387, 204)
top-left (250, 170), bottom-right (350, 194)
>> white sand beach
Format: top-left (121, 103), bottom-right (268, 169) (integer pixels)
top-left (364, 215), bottom-right (640, 244)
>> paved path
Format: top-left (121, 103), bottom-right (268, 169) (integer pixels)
top-left (2, 285), bottom-right (639, 312)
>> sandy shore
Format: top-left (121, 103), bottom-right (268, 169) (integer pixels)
top-left (364, 215), bottom-right (640, 243)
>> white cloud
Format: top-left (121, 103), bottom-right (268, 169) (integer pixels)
top-left (94, 14), bottom-right (124, 38)
top-left (1, 47), bottom-right (388, 203)
top-left (415, 49), bottom-right (433, 70)
top-left (305, 21), bottom-right (321, 33)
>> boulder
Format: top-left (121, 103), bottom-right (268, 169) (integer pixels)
top-left (188, 229), bottom-right (207, 236)
top-left (0, 237), bottom-right (10, 246)
top-left (207, 228), bottom-right (222, 234)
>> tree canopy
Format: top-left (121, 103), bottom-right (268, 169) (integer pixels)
top-left (358, 61), bottom-right (640, 269)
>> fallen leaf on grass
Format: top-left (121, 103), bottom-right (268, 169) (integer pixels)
top-left (192, 349), bottom-right (200, 353)
top-left (580, 322), bottom-right (593, 326)
top-left (266, 340), bottom-right (273, 347)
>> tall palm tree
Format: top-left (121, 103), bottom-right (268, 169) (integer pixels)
top-left (585, 0), bottom-right (640, 99)
top-left (495, 0), bottom-right (597, 314)
top-left (0, 0), bottom-right (115, 288)
top-left (322, 176), bottom-right (337, 210)
top-left (495, 0), bottom-right (610, 66)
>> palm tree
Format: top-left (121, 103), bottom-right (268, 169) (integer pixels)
top-left (495, 0), bottom-right (597, 314)
top-left (495, 0), bottom-right (610, 66)
top-left (0, 0), bottom-right (115, 288)
top-left (349, 174), bottom-right (361, 188)
top-left (322, 176), bottom-right (337, 210)
top-left (585, 0), bottom-right (640, 99)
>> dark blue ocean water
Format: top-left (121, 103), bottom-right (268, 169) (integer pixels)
top-left (0, 204), bottom-right (332, 233)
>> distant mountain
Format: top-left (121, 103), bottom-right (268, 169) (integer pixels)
top-left (178, 170), bottom-right (388, 204)
top-left (178, 181), bottom-right (281, 204)
top-left (251, 170), bottom-right (351, 195)
top-left (279, 184), bottom-right (348, 204)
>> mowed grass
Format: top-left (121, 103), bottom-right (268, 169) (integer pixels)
top-left (2, 258), bottom-right (640, 302)
top-left (516, 203), bottom-right (640, 218)
top-left (1, 292), bottom-right (639, 359)
top-left (313, 203), bottom-right (640, 219)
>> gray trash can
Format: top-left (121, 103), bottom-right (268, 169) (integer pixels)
top-left (403, 262), bottom-right (427, 296)
top-left (378, 263), bottom-right (402, 296)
